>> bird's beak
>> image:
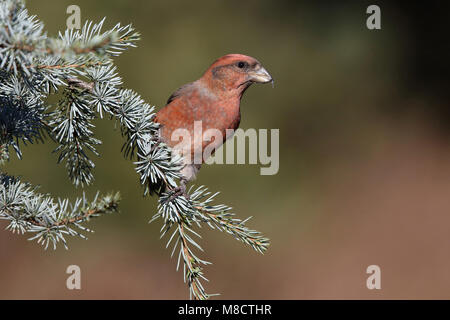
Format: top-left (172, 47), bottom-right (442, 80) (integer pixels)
top-left (248, 66), bottom-right (273, 84)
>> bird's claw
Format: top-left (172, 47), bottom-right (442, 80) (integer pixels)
top-left (169, 179), bottom-right (190, 201)
top-left (149, 136), bottom-right (162, 153)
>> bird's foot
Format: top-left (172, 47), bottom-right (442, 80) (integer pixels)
top-left (169, 179), bottom-right (190, 201)
top-left (149, 136), bottom-right (162, 153)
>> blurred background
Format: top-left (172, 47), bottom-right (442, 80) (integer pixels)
top-left (1, 0), bottom-right (450, 299)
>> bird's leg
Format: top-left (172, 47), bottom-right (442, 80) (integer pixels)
top-left (149, 138), bottom-right (161, 153)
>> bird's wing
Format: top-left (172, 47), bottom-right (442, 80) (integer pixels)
top-left (155, 83), bottom-right (197, 150)
top-left (166, 82), bottom-right (196, 105)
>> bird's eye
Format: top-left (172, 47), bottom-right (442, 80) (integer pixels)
top-left (237, 61), bottom-right (247, 69)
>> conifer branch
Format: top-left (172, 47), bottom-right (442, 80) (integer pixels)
top-left (0, 174), bottom-right (120, 250)
top-left (0, 0), bottom-right (269, 299)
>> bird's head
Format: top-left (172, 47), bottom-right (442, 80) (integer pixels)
top-left (201, 54), bottom-right (273, 97)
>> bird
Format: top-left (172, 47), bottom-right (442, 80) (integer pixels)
top-left (154, 54), bottom-right (273, 194)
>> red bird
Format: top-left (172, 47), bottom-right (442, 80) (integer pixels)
top-left (155, 54), bottom-right (272, 191)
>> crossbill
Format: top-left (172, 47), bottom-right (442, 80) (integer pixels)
top-left (154, 54), bottom-right (272, 190)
